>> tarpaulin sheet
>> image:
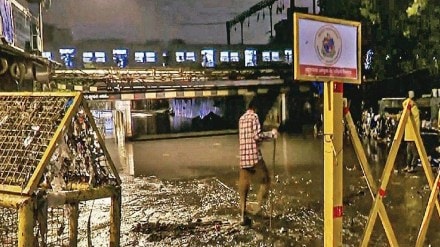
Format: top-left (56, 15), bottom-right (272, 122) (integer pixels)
top-left (0, 0), bottom-right (14, 44)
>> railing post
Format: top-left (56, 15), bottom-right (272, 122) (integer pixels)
top-left (110, 186), bottom-right (122, 247)
top-left (69, 202), bottom-right (79, 247)
top-left (323, 81), bottom-right (343, 246)
top-left (18, 198), bottom-right (35, 247)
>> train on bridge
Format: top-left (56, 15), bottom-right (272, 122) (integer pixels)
top-left (42, 40), bottom-right (294, 94)
top-left (42, 41), bottom-right (293, 72)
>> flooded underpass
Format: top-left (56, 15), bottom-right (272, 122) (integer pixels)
top-left (101, 132), bottom-right (440, 246)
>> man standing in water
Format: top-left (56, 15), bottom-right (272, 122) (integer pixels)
top-left (238, 98), bottom-right (278, 226)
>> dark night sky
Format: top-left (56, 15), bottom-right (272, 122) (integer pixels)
top-left (42, 0), bottom-right (315, 44)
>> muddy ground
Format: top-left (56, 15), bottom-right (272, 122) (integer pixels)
top-left (76, 134), bottom-right (439, 246)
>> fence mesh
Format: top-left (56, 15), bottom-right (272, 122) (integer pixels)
top-left (0, 94), bottom-right (119, 246)
top-left (46, 206), bottom-right (70, 247)
top-left (0, 95), bottom-right (73, 189)
top-left (0, 207), bottom-right (18, 246)
top-left (0, 199), bottom-right (113, 246)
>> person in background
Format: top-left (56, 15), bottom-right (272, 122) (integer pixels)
top-left (430, 89), bottom-right (439, 129)
top-left (438, 102), bottom-right (440, 130)
top-left (402, 90), bottom-right (420, 173)
top-left (238, 98), bottom-right (277, 226)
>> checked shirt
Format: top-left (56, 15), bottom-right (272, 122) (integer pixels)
top-left (238, 110), bottom-right (271, 168)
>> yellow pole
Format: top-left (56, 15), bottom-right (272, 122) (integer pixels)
top-left (18, 198), bottom-right (35, 247)
top-left (323, 81), bottom-right (343, 246)
top-left (409, 111), bottom-right (440, 216)
top-left (110, 187), bottom-right (122, 247)
top-left (333, 82), bottom-right (344, 246)
top-left (69, 203), bottom-right (79, 247)
top-left (415, 173), bottom-right (440, 246)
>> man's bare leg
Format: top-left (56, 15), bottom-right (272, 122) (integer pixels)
top-left (239, 169), bottom-right (251, 225)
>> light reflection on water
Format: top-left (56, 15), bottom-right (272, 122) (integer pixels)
top-left (106, 133), bottom-right (440, 246)
top-left (131, 97), bottom-right (244, 136)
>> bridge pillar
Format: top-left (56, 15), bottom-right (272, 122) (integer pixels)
top-left (114, 100), bottom-right (132, 139)
top-left (281, 92), bottom-right (287, 126)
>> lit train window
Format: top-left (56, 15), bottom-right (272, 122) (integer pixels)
top-left (244, 49), bottom-right (257, 67)
top-left (42, 52), bottom-right (52, 60)
top-left (83, 52), bottom-right (94, 63)
top-left (220, 51), bottom-right (229, 62)
top-left (201, 49), bottom-right (215, 67)
top-left (136, 52), bottom-right (157, 63)
top-left (230, 52), bottom-right (239, 62)
top-left (220, 51), bottom-right (239, 62)
top-left (83, 52), bottom-right (97, 68)
top-left (145, 52), bottom-right (156, 63)
top-left (284, 49), bottom-right (293, 64)
top-left (271, 51), bottom-right (280, 61)
top-left (176, 52), bottom-right (185, 62)
top-left (113, 49), bottom-right (128, 68)
top-left (135, 52), bottom-right (145, 63)
top-left (59, 48), bottom-right (75, 54)
top-left (95, 52), bottom-right (106, 63)
top-left (186, 52), bottom-right (196, 62)
top-left (59, 48), bottom-right (76, 69)
top-left (83, 51), bottom-right (106, 64)
top-left (176, 51), bottom-right (196, 62)
top-left (262, 51), bottom-right (271, 62)
top-left (262, 51), bottom-right (280, 62)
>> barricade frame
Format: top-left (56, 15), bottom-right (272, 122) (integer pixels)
top-left (0, 92), bottom-right (121, 246)
top-left (344, 99), bottom-right (440, 247)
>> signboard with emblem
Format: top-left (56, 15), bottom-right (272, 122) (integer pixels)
top-left (293, 13), bottom-right (361, 84)
top-left (293, 13), bottom-right (362, 247)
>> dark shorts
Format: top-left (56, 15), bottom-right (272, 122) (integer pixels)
top-left (239, 159), bottom-right (270, 185)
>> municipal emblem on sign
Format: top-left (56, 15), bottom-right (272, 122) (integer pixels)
top-left (315, 25), bottom-right (342, 65)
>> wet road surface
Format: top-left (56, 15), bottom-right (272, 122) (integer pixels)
top-left (105, 132), bottom-right (440, 246)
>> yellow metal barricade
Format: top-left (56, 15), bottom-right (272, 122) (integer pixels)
top-left (344, 109), bottom-right (399, 246)
top-left (344, 99), bottom-right (440, 247)
top-left (0, 92), bottom-right (121, 246)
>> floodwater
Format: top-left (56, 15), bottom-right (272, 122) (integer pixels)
top-left (105, 131), bottom-right (440, 246)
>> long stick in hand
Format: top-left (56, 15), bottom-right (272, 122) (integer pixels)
top-left (269, 137), bottom-right (276, 229)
